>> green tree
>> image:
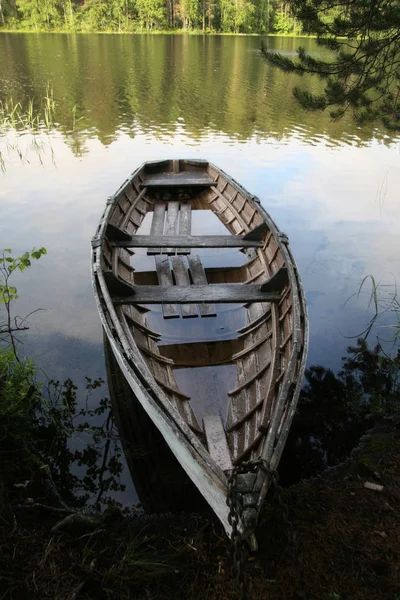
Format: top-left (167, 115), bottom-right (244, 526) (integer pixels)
top-left (262, 0), bottom-right (400, 130)
top-left (180, 0), bottom-right (200, 28)
top-left (221, 0), bottom-right (254, 32)
top-left (135, 0), bottom-right (166, 29)
top-left (16, 0), bottom-right (63, 28)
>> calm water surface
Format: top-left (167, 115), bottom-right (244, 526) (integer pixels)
top-left (1, 33), bottom-right (399, 384)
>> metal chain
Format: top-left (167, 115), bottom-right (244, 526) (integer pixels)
top-left (226, 459), bottom-right (276, 600)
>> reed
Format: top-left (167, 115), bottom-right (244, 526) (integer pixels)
top-left (0, 87), bottom-right (56, 134)
top-left (0, 87), bottom-right (59, 171)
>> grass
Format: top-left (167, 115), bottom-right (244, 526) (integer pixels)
top-left (0, 87), bottom-right (57, 171)
top-left (348, 274), bottom-right (400, 349)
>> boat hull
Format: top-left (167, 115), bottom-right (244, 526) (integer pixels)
top-left (91, 159), bottom-right (309, 538)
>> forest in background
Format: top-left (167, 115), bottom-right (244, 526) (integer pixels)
top-left (0, 0), bottom-right (307, 34)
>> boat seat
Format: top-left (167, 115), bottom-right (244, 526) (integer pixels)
top-left (141, 172), bottom-right (215, 188)
top-left (203, 415), bottom-right (232, 472)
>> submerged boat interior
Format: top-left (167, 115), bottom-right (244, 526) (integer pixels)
top-left (93, 159), bottom-right (306, 477)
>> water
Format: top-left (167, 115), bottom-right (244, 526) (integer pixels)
top-left (1, 33), bottom-right (399, 503)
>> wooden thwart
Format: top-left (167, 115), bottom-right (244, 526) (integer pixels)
top-left (112, 284), bottom-right (281, 304)
top-left (142, 172), bottom-right (215, 187)
top-left (111, 234), bottom-right (263, 249)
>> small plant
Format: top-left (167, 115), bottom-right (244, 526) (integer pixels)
top-left (0, 246), bottom-right (126, 509)
top-left (0, 247), bottom-right (47, 357)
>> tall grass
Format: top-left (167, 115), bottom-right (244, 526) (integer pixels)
top-left (0, 86), bottom-right (57, 171)
top-left (349, 274), bottom-right (400, 350)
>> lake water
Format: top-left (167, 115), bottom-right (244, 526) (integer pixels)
top-left (1, 34), bottom-right (400, 488)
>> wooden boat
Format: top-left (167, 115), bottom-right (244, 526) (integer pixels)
top-left (91, 158), bottom-right (308, 544)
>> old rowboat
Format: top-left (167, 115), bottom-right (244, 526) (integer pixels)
top-left (91, 159), bottom-right (308, 543)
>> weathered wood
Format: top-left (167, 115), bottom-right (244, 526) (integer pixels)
top-left (226, 399), bottom-right (264, 433)
top-left (203, 416), bottom-right (232, 472)
top-left (155, 256), bottom-right (179, 319)
top-left (177, 203), bottom-right (192, 255)
top-left (163, 201), bottom-right (180, 255)
top-left (113, 284), bottom-right (281, 305)
top-left (242, 223), bottom-right (269, 241)
top-left (158, 338), bottom-right (242, 367)
top-left (171, 257), bottom-right (198, 318)
top-left (187, 255), bottom-right (216, 317)
top-left (104, 270), bottom-right (134, 296)
top-left (232, 473), bottom-right (257, 493)
top-left (120, 187), bottom-right (149, 231)
top-left (92, 158), bottom-right (309, 542)
top-left (260, 267), bottom-right (288, 292)
top-left (142, 172), bottom-right (215, 187)
top-left (111, 234), bottom-right (263, 249)
top-left (237, 310), bottom-right (271, 336)
top-left (148, 203), bottom-right (166, 255)
top-left (133, 265), bottom-right (243, 287)
top-left (106, 223), bottom-right (132, 241)
top-left (228, 361), bottom-right (271, 396)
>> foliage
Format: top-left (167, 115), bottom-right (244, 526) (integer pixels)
top-left (0, 248), bottom-right (47, 356)
top-left (0, 348), bottom-right (126, 508)
top-left (281, 338), bottom-right (400, 483)
top-left (0, 0), bottom-right (302, 32)
top-left (0, 247), bottom-right (125, 510)
top-left (262, 0), bottom-right (400, 130)
top-left (37, 376), bottom-right (126, 508)
top-left (0, 349), bottom-right (41, 449)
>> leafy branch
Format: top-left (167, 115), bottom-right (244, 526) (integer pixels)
top-left (262, 0), bottom-right (400, 130)
top-left (0, 247), bottom-right (47, 358)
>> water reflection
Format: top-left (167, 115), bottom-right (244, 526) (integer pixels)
top-left (103, 334), bottom-right (206, 511)
top-left (0, 33), bottom-right (399, 381)
top-left (0, 34), bottom-right (397, 148)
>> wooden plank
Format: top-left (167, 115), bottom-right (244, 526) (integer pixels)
top-left (148, 203), bottom-right (166, 256)
top-left (177, 203), bottom-right (192, 255)
top-left (112, 234), bottom-right (263, 249)
top-left (159, 338), bottom-right (242, 367)
top-left (163, 201), bottom-right (179, 255)
top-left (106, 223), bottom-right (132, 242)
top-left (113, 284), bottom-right (281, 305)
top-left (171, 257), bottom-right (198, 318)
top-left (155, 256), bottom-right (179, 319)
top-left (260, 267), bottom-right (288, 292)
top-left (188, 255), bottom-right (216, 317)
top-left (242, 222), bottom-right (269, 241)
top-left (142, 172), bottom-right (214, 187)
top-left (120, 187), bottom-right (149, 231)
top-left (203, 416), bottom-right (232, 472)
top-left (133, 265), bottom-right (243, 287)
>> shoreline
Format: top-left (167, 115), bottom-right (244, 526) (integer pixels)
top-left (0, 28), bottom-right (314, 38)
